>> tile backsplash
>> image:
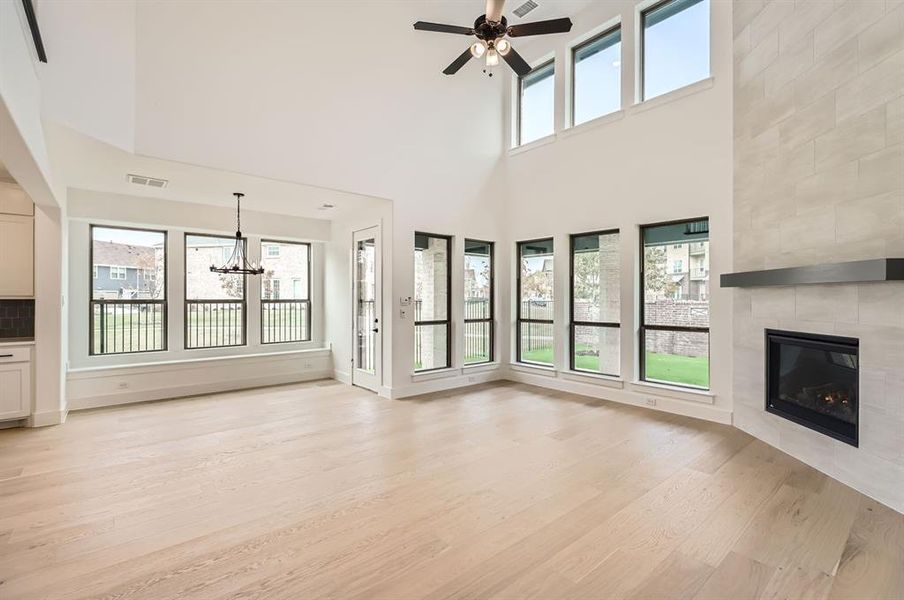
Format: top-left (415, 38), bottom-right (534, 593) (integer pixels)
top-left (0, 299), bottom-right (34, 339)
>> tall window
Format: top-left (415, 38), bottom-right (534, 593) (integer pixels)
top-left (518, 60), bottom-right (555, 146)
top-left (261, 240), bottom-right (311, 344)
top-left (640, 218), bottom-right (709, 389)
top-left (572, 26), bottom-right (621, 126)
top-left (571, 231), bottom-right (619, 375)
top-left (185, 233), bottom-right (246, 349)
top-left (641, 0), bottom-right (710, 101)
top-left (464, 240), bottom-right (494, 365)
top-left (518, 238), bottom-right (554, 366)
top-left (414, 233), bottom-right (451, 372)
top-left (90, 226), bottom-right (166, 355)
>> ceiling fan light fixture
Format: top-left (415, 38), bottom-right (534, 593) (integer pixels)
top-left (486, 47), bottom-right (499, 67)
top-left (495, 38), bottom-right (511, 55)
top-left (470, 40), bottom-right (487, 58)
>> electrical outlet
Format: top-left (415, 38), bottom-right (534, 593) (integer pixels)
top-left (646, 397), bottom-right (657, 407)
top-left (117, 382), bottom-right (129, 390)
top-left (303, 361), bottom-right (313, 369)
top-left (400, 308), bottom-right (408, 319)
top-left (468, 376), bottom-right (477, 383)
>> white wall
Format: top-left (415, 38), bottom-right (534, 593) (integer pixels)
top-left (499, 0), bottom-right (734, 421)
top-left (0, 1), bottom-right (55, 206)
top-left (37, 0), bottom-right (136, 152)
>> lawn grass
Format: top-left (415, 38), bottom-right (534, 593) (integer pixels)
top-left (520, 346), bottom-right (709, 388)
top-left (644, 352), bottom-right (709, 388)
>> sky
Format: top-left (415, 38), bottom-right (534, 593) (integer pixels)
top-left (519, 0), bottom-right (709, 141)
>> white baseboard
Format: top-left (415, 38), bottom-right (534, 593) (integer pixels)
top-left (67, 351), bottom-right (333, 411)
top-left (26, 409), bottom-right (68, 427)
top-left (68, 370), bottom-right (332, 411)
top-left (506, 369), bottom-right (732, 425)
top-left (389, 367), bottom-right (503, 399)
top-left (333, 369), bottom-right (351, 385)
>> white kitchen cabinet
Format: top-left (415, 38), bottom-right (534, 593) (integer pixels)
top-left (0, 213), bottom-right (34, 297)
top-left (0, 346), bottom-right (31, 421)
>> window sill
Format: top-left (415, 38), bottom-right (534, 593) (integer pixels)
top-left (560, 370), bottom-right (624, 389)
top-left (462, 361), bottom-right (501, 373)
top-left (562, 110), bottom-right (625, 139)
top-left (509, 362), bottom-right (557, 377)
top-left (630, 77), bottom-right (715, 116)
top-left (628, 380), bottom-right (714, 405)
top-left (411, 367), bottom-right (460, 383)
top-left (508, 133), bottom-right (557, 156)
top-left (68, 347), bottom-right (331, 377)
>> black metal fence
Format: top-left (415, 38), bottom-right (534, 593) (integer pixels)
top-left (185, 300), bottom-right (245, 349)
top-left (262, 300), bottom-right (310, 344)
top-left (464, 298), bottom-right (491, 363)
top-left (411, 299), bottom-right (493, 367)
top-left (519, 300), bottom-right (554, 362)
top-left (90, 300), bottom-right (166, 355)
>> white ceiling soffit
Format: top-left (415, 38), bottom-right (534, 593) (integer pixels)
top-left (45, 123), bottom-right (390, 222)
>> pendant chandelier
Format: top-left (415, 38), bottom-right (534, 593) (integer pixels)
top-left (210, 192), bottom-right (264, 275)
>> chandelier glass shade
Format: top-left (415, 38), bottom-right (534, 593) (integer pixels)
top-left (210, 192), bottom-right (265, 276)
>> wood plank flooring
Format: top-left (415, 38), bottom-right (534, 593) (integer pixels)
top-left (0, 380), bottom-right (901, 599)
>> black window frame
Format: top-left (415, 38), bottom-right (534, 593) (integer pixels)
top-left (184, 232), bottom-right (248, 350)
top-left (260, 239), bottom-right (313, 345)
top-left (89, 224), bottom-right (168, 356)
top-left (516, 59), bottom-right (556, 147)
top-left (516, 237), bottom-right (555, 366)
top-left (463, 239), bottom-right (495, 365)
top-left (569, 229), bottom-right (620, 376)
top-left (639, 0), bottom-right (710, 102)
top-left (414, 232), bottom-right (453, 372)
top-left (570, 24), bottom-right (622, 127)
top-left (639, 217), bottom-right (710, 390)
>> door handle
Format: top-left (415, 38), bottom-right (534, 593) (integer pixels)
top-left (0, 354), bottom-right (12, 358)
top-left (372, 328), bottom-right (379, 333)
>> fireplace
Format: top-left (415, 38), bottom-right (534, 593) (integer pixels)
top-left (765, 329), bottom-right (859, 446)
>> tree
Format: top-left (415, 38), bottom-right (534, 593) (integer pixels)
top-left (218, 272), bottom-right (245, 299)
top-left (573, 252), bottom-right (601, 306)
top-left (644, 246), bottom-right (678, 301)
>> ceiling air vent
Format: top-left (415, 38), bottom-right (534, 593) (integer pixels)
top-left (513, 0), bottom-right (539, 18)
top-left (127, 173), bottom-right (168, 188)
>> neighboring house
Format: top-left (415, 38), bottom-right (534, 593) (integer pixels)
top-left (183, 239), bottom-right (309, 300)
top-left (92, 241), bottom-right (163, 300)
top-left (261, 242), bottom-right (309, 300)
top-left (665, 241), bottom-right (709, 300)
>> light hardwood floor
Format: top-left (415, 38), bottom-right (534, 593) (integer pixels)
top-left (0, 381), bottom-right (901, 600)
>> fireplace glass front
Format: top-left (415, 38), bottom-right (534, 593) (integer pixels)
top-left (766, 329), bottom-right (859, 446)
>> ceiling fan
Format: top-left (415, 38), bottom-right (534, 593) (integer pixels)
top-left (414, 0), bottom-right (572, 77)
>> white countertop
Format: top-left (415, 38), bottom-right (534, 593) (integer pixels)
top-left (0, 338), bottom-right (35, 347)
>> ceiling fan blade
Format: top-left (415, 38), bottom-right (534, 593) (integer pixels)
top-left (501, 46), bottom-right (531, 77)
top-left (486, 0), bottom-right (506, 22)
top-left (443, 48), bottom-right (473, 75)
top-left (413, 21), bottom-right (474, 35)
top-left (507, 17), bottom-right (573, 37)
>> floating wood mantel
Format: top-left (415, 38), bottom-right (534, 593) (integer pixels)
top-left (720, 258), bottom-right (904, 288)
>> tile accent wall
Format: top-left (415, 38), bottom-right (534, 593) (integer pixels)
top-left (0, 299), bottom-right (35, 339)
top-left (733, 0), bottom-right (904, 512)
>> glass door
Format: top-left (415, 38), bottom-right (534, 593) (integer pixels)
top-left (352, 226), bottom-right (381, 392)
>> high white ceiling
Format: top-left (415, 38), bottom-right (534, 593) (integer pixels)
top-left (35, 1), bottom-right (593, 210)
